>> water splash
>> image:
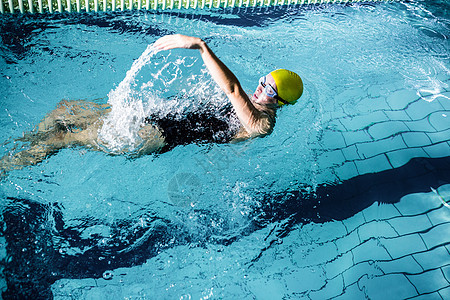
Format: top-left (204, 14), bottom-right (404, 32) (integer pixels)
top-left (97, 44), bottom-right (227, 154)
top-left (98, 44), bottom-right (159, 154)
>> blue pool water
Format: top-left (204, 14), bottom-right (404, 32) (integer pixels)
top-left (1, 1), bottom-right (450, 299)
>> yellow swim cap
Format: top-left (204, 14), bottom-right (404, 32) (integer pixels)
top-left (270, 69), bottom-right (303, 106)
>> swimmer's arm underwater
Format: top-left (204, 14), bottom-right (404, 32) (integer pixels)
top-left (154, 34), bottom-right (267, 137)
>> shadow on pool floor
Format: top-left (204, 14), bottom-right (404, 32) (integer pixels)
top-left (1, 156), bottom-right (449, 299)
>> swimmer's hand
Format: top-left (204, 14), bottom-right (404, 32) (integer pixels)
top-left (154, 34), bottom-right (205, 51)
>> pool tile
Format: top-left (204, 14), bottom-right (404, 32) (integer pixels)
top-left (335, 87), bottom-right (367, 104)
top-left (357, 220), bottom-right (398, 241)
top-left (428, 111), bottom-right (450, 131)
top-left (339, 111), bottom-right (388, 133)
top-left (356, 136), bottom-right (406, 159)
top-left (354, 154), bottom-right (393, 175)
top-left (401, 132), bottom-right (432, 148)
top-left (85, 286), bottom-right (125, 299)
top-left (342, 262), bottom-right (383, 286)
top-left (312, 221), bottom-right (348, 245)
top-left (386, 147), bottom-right (429, 169)
top-left (308, 275), bottom-right (344, 300)
top-left (341, 130), bottom-right (373, 147)
top-left (406, 268), bottom-right (449, 294)
top-left (324, 251), bottom-right (354, 280)
top-left (341, 145), bottom-right (361, 161)
top-left (384, 109), bottom-right (412, 121)
top-left (247, 277), bottom-right (285, 300)
top-left (380, 234), bottom-right (427, 259)
top-left (329, 110), bottom-right (350, 121)
top-left (325, 119), bottom-right (348, 132)
top-left (368, 84), bottom-right (392, 98)
top-left (413, 246), bottom-right (450, 271)
top-left (302, 242), bottom-right (339, 267)
top-left (335, 230), bottom-right (361, 255)
top-left (409, 292), bottom-right (443, 300)
top-left (284, 269), bottom-right (325, 294)
top-left (423, 141), bottom-right (450, 158)
top-left (439, 286), bottom-right (450, 300)
top-left (290, 243), bottom-right (318, 267)
top-left (427, 128), bottom-right (450, 144)
top-left (438, 183), bottom-right (450, 196)
top-left (387, 89), bottom-right (419, 110)
top-left (438, 93), bottom-right (450, 110)
top-left (367, 86), bottom-right (381, 98)
top-left (375, 255), bottom-right (423, 274)
top-left (263, 256), bottom-right (292, 275)
top-left (420, 222), bottom-right (450, 249)
top-left (436, 71), bottom-right (450, 83)
top-left (368, 120), bottom-right (410, 140)
top-left (442, 265), bottom-right (450, 283)
top-left (352, 239), bottom-right (391, 264)
top-left (405, 98), bottom-right (446, 121)
top-left (405, 117), bottom-right (437, 133)
top-left (333, 282), bottom-right (363, 300)
top-left (317, 150), bottom-right (346, 167)
top-left (315, 168), bottom-right (339, 185)
top-left (362, 202), bottom-right (402, 222)
top-left (394, 191), bottom-right (442, 215)
top-left (426, 206), bottom-right (450, 226)
top-left (354, 96), bottom-right (390, 113)
top-left (358, 273), bottom-right (418, 299)
top-left (320, 131), bottom-right (347, 150)
top-left (335, 161), bottom-right (359, 181)
top-left (342, 211), bottom-right (366, 233)
top-left (388, 214), bottom-right (433, 235)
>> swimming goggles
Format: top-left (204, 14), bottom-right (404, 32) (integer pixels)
top-left (259, 76), bottom-right (290, 105)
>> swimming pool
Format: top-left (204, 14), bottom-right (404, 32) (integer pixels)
top-left (0, 0), bottom-right (449, 298)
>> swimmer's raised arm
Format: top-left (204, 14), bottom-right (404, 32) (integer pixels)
top-left (154, 34), bottom-right (265, 136)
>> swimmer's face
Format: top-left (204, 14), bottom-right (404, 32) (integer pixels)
top-left (252, 73), bottom-right (279, 106)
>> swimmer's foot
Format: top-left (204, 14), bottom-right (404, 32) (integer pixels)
top-left (0, 163), bottom-right (8, 180)
top-left (0, 144), bottom-right (54, 174)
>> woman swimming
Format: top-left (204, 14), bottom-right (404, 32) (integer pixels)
top-left (0, 34), bottom-right (303, 173)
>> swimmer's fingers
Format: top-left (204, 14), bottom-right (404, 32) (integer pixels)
top-left (154, 34), bottom-right (203, 51)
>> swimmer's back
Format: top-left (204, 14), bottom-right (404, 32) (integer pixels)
top-left (145, 105), bottom-right (240, 152)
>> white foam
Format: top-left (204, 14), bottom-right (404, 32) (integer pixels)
top-left (97, 45), bottom-right (229, 154)
top-left (98, 44), bottom-right (159, 153)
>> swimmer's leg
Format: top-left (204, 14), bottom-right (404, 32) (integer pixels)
top-left (36, 99), bottom-right (110, 133)
top-left (0, 131), bottom-right (93, 175)
top-left (0, 144), bottom-right (54, 173)
top-left (1, 100), bottom-right (109, 175)
top-left (25, 99), bottom-right (110, 150)
top-left (0, 125), bottom-right (74, 174)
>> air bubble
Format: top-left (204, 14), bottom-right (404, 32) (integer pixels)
top-left (103, 270), bottom-right (114, 280)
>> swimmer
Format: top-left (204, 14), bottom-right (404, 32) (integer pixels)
top-left (0, 34), bottom-right (303, 174)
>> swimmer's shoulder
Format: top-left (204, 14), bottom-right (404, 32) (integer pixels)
top-left (250, 105), bottom-right (277, 136)
top-left (232, 109), bottom-right (276, 142)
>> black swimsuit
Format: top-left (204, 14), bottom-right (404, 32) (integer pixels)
top-left (144, 105), bottom-right (240, 153)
